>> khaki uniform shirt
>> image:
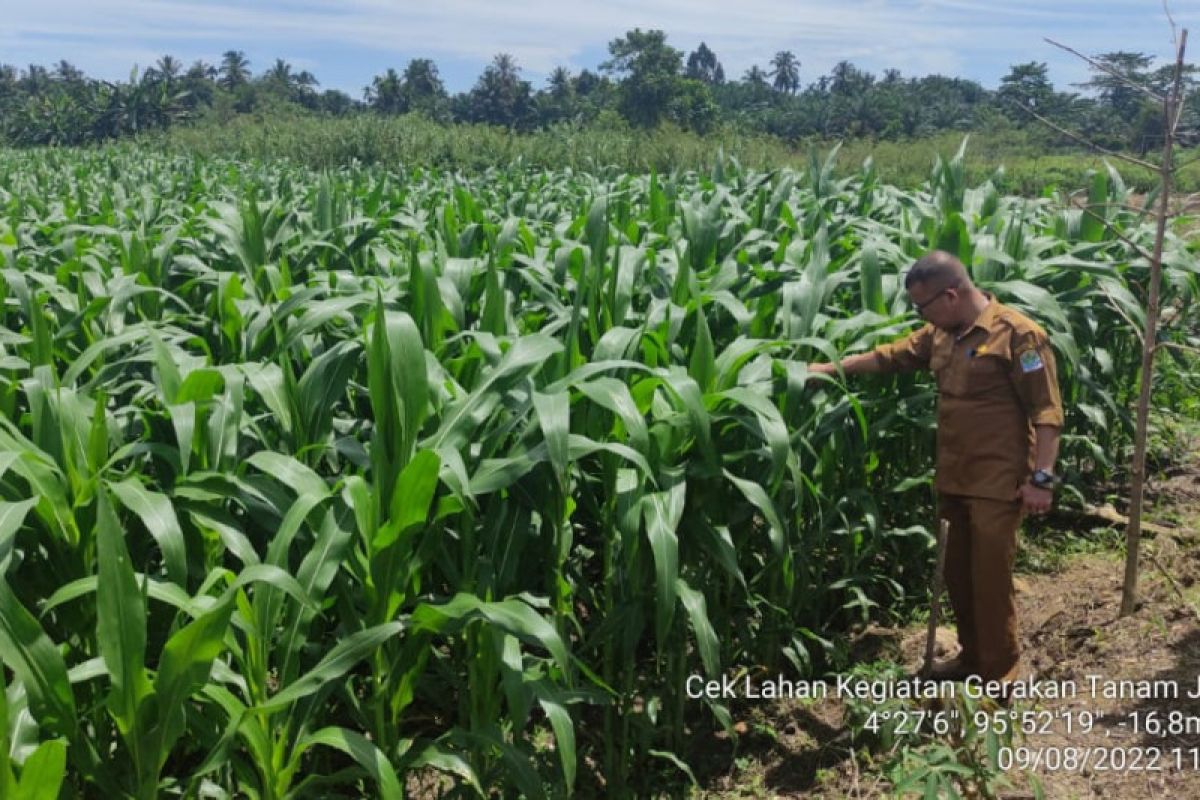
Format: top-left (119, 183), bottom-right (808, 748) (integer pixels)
top-left (871, 298), bottom-right (1064, 502)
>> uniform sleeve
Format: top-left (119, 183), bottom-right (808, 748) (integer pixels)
top-left (1009, 328), bottom-right (1064, 426)
top-left (872, 324), bottom-right (935, 374)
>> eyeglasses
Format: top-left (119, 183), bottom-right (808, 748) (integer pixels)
top-left (912, 285), bottom-right (957, 316)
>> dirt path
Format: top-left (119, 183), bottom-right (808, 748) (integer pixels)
top-left (1001, 456), bottom-right (1200, 800)
top-left (1001, 549), bottom-right (1200, 798)
top-left (698, 457), bottom-right (1200, 799)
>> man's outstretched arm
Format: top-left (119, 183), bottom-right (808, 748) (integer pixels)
top-left (808, 324), bottom-right (936, 378)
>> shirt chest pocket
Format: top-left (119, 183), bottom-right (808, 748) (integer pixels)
top-left (962, 353), bottom-right (1011, 396)
top-left (930, 349), bottom-right (961, 394)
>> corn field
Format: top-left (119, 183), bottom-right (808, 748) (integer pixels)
top-left (0, 142), bottom-right (1197, 798)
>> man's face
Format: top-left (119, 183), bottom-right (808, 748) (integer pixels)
top-left (907, 281), bottom-right (961, 329)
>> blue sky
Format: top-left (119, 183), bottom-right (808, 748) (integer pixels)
top-left (4, 1), bottom-right (1196, 98)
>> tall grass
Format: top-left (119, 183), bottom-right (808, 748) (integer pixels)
top-left (144, 112), bottom-right (1200, 194)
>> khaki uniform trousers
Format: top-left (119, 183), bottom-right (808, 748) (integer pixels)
top-left (938, 493), bottom-right (1023, 681)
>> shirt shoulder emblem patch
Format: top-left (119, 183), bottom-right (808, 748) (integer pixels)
top-left (1019, 349), bottom-right (1044, 373)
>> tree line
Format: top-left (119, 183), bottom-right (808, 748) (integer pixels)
top-left (2, 29), bottom-right (1195, 153)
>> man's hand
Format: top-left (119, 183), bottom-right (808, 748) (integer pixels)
top-left (1017, 482), bottom-right (1053, 516)
top-left (805, 352), bottom-right (883, 378)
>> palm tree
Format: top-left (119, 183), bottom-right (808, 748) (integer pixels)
top-left (265, 58), bottom-right (294, 91)
top-left (574, 69), bottom-right (602, 96)
top-left (54, 60), bottom-right (85, 83)
top-left (400, 59), bottom-right (446, 118)
top-left (292, 69), bottom-right (319, 108)
top-left (830, 60), bottom-right (872, 96)
top-left (319, 89), bottom-right (354, 116)
top-left (769, 51), bottom-right (800, 94)
top-left (21, 64), bottom-right (52, 94)
top-left (195, 60), bottom-right (218, 80)
top-left (539, 66), bottom-right (576, 125)
top-left (182, 60), bottom-right (217, 107)
top-left (0, 64), bottom-right (18, 95)
top-left (402, 59), bottom-right (443, 99)
top-left (685, 42), bottom-right (725, 85)
top-left (367, 68), bottom-right (404, 114)
top-left (467, 54), bottom-right (533, 128)
top-left (153, 55), bottom-right (182, 85)
top-left (218, 50), bottom-right (250, 90)
top-left (547, 66), bottom-right (573, 99)
top-left (742, 65), bottom-right (770, 87)
top-left (491, 53), bottom-right (520, 84)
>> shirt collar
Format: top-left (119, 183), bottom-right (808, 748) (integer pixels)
top-left (956, 292), bottom-right (998, 340)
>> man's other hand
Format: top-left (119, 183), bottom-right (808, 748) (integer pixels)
top-left (1017, 482), bottom-right (1052, 516)
top-left (807, 362), bottom-right (836, 377)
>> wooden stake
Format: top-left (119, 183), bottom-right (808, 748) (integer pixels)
top-left (922, 518), bottom-right (951, 677)
top-left (1121, 28), bottom-right (1188, 617)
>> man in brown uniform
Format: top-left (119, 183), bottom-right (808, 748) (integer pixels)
top-left (808, 250), bottom-right (1064, 683)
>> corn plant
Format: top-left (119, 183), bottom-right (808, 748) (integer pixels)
top-left (0, 143), bottom-right (1196, 796)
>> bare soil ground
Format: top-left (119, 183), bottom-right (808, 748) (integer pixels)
top-left (695, 448), bottom-right (1200, 799)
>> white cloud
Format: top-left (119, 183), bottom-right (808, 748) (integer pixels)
top-left (6, 0), bottom-right (1191, 92)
